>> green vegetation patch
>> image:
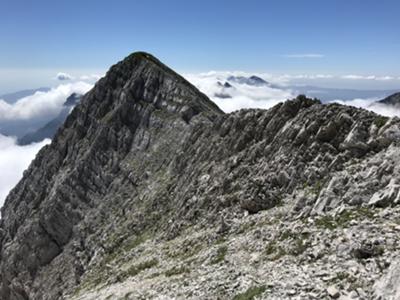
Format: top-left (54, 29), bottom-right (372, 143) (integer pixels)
top-left (122, 234), bottom-right (147, 252)
top-left (265, 230), bottom-right (310, 259)
top-left (315, 207), bottom-right (375, 230)
top-left (165, 265), bottom-right (190, 277)
top-left (233, 285), bottom-right (267, 300)
top-left (123, 258), bottom-right (159, 278)
top-left (374, 116), bottom-right (388, 129)
top-left (264, 242), bottom-right (277, 256)
top-left (289, 236), bottom-right (310, 256)
top-left (303, 180), bottom-right (324, 197)
top-left (210, 245), bottom-right (228, 265)
top-left (264, 242), bottom-right (287, 261)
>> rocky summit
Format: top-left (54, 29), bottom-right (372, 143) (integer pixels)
top-left (1, 52), bottom-right (400, 300)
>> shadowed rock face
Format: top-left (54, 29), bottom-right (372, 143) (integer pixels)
top-left (0, 52), bottom-right (400, 300)
top-left (379, 92), bottom-right (400, 107)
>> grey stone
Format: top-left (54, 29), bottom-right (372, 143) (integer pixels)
top-left (1, 52), bottom-right (400, 300)
top-left (327, 285), bottom-right (341, 298)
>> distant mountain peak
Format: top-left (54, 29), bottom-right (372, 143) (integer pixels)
top-left (227, 75), bottom-right (269, 86)
top-left (63, 93), bottom-right (82, 107)
top-left (378, 92), bottom-right (400, 106)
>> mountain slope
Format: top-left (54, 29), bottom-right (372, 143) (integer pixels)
top-left (17, 93), bottom-right (82, 145)
top-left (379, 92), bottom-right (400, 107)
top-left (1, 53), bottom-right (400, 300)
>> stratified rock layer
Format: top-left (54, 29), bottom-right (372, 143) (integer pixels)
top-left (1, 52), bottom-right (400, 300)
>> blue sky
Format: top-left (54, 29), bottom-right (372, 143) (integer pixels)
top-left (0, 0), bottom-right (400, 92)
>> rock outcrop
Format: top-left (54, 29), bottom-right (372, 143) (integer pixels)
top-left (379, 92), bottom-right (400, 107)
top-left (1, 52), bottom-right (400, 300)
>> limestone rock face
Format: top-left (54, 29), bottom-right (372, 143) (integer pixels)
top-left (0, 52), bottom-right (222, 300)
top-left (1, 52), bottom-right (400, 300)
top-left (374, 259), bottom-right (400, 300)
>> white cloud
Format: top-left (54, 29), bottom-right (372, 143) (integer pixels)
top-left (376, 76), bottom-right (395, 81)
top-left (283, 54), bottom-right (325, 58)
top-left (341, 75), bottom-right (396, 81)
top-left (80, 74), bottom-right (103, 81)
top-left (0, 134), bottom-right (50, 207)
top-left (277, 74), bottom-right (334, 81)
top-left (0, 81), bottom-right (92, 121)
top-left (332, 98), bottom-right (400, 117)
top-left (55, 72), bottom-right (73, 81)
top-left (184, 71), bottom-right (400, 117)
top-left (184, 72), bottom-right (294, 113)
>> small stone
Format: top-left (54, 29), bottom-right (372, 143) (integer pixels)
top-left (349, 290), bottom-right (359, 299)
top-left (355, 288), bottom-right (366, 298)
top-left (327, 285), bottom-right (341, 298)
top-left (308, 292), bottom-right (319, 299)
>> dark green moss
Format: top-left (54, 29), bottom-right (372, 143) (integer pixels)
top-left (374, 116), bottom-right (388, 129)
top-left (315, 207), bottom-right (376, 230)
top-left (164, 265), bottom-right (190, 277)
top-left (264, 242), bottom-right (277, 256)
top-left (124, 258), bottom-right (159, 278)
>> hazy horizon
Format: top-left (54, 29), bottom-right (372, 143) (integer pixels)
top-left (1, 0), bottom-right (400, 93)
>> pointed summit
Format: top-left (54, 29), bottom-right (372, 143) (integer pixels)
top-left (1, 52), bottom-right (400, 299)
top-left (90, 51), bottom-right (223, 123)
top-left (0, 52), bottom-right (223, 299)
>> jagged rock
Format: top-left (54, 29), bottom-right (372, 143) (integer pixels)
top-left (240, 191), bottom-right (280, 214)
top-left (340, 122), bottom-right (370, 156)
top-left (327, 285), bottom-right (341, 298)
top-left (368, 178), bottom-right (400, 207)
top-left (374, 259), bottom-right (400, 300)
top-left (1, 52), bottom-right (400, 300)
top-left (351, 240), bottom-right (384, 259)
top-left (316, 121), bottom-right (338, 142)
top-left (216, 217), bottom-right (230, 234)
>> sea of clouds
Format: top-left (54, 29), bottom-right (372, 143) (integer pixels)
top-left (0, 79), bottom-right (94, 207)
top-left (0, 71), bottom-right (399, 208)
top-left (184, 71), bottom-right (294, 112)
top-left (0, 81), bottom-right (92, 122)
top-left (332, 98), bottom-right (400, 117)
top-left (0, 134), bottom-right (50, 205)
top-left (184, 71), bottom-right (400, 115)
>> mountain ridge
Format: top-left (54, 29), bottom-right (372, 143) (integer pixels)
top-left (1, 52), bottom-right (400, 299)
top-left (379, 92), bottom-right (400, 107)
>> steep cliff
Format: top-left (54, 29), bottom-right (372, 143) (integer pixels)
top-left (1, 52), bottom-right (400, 300)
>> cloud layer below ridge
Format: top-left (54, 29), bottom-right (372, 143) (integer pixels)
top-left (0, 134), bottom-right (50, 207)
